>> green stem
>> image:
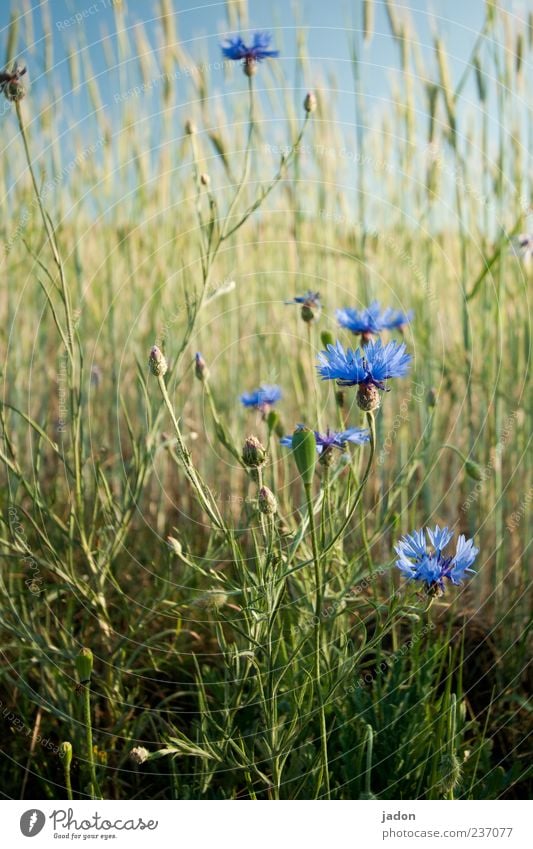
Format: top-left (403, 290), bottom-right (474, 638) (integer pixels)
top-left (322, 411), bottom-right (376, 556)
top-left (82, 685), bottom-right (100, 800)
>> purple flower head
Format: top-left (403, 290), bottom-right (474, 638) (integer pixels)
top-left (240, 384), bottom-right (282, 414)
top-left (280, 424), bottom-right (369, 455)
top-left (221, 32), bottom-right (279, 75)
top-left (395, 525), bottom-right (478, 596)
top-left (336, 301), bottom-right (412, 339)
top-left (317, 338), bottom-right (412, 390)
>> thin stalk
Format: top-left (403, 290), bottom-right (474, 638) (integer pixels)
top-left (82, 685), bottom-right (100, 800)
top-left (304, 480), bottom-right (330, 799)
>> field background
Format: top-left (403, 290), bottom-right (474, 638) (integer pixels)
top-left (0, 0), bottom-right (531, 800)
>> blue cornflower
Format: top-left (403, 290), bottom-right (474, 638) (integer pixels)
top-left (336, 300), bottom-right (412, 340)
top-left (317, 338), bottom-right (412, 411)
top-left (240, 384), bottom-right (282, 414)
top-left (285, 291), bottom-right (321, 322)
top-left (395, 525), bottom-right (478, 596)
top-left (281, 424), bottom-right (369, 454)
top-left (221, 32), bottom-right (279, 76)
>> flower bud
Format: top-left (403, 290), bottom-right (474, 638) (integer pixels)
top-left (194, 352), bottom-right (208, 381)
top-left (304, 92), bottom-right (317, 113)
top-left (258, 486), bottom-right (277, 515)
top-left (320, 330), bottom-right (335, 348)
top-left (200, 172), bottom-right (210, 187)
top-left (130, 746), bottom-right (150, 765)
top-left (335, 390), bottom-right (345, 409)
top-left (319, 446), bottom-right (335, 468)
top-left (300, 304), bottom-right (315, 323)
top-left (266, 410), bottom-right (279, 434)
top-left (243, 57), bottom-right (258, 77)
top-left (75, 647), bottom-right (93, 683)
top-left (59, 741), bottom-right (73, 766)
top-left (291, 426), bottom-right (317, 488)
top-left (184, 118), bottom-right (196, 135)
top-left (242, 435), bottom-right (266, 468)
top-left (166, 535), bottom-right (183, 556)
top-left (427, 387), bottom-right (438, 408)
top-left (2, 63), bottom-right (27, 102)
top-left (357, 383), bottom-right (381, 412)
top-left (149, 345), bottom-right (168, 377)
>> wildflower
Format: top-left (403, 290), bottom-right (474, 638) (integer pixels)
top-left (285, 291), bottom-right (321, 322)
top-left (336, 300), bottom-right (412, 341)
top-left (395, 525), bottom-right (478, 597)
top-left (221, 32), bottom-right (279, 76)
top-left (258, 486), bottom-right (277, 515)
top-left (148, 345), bottom-right (168, 377)
top-left (304, 91), bottom-right (317, 113)
top-left (242, 435), bottom-right (267, 467)
top-left (194, 352), bottom-right (208, 381)
top-left (281, 425), bottom-right (369, 456)
top-left (130, 746), bottom-right (150, 765)
top-left (0, 63), bottom-right (27, 102)
top-left (240, 384), bottom-right (281, 415)
top-left (317, 338), bottom-right (412, 411)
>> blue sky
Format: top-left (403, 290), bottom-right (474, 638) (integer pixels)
top-left (1, 0), bottom-right (493, 120)
top-left (1, 0), bottom-right (527, 232)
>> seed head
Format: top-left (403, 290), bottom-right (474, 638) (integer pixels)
top-left (304, 91), bottom-right (317, 113)
top-left (194, 352), bottom-right (208, 381)
top-left (130, 746), bottom-right (150, 765)
top-left (242, 435), bottom-right (267, 468)
top-left (258, 486), bottom-right (277, 515)
top-left (149, 345), bottom-right (168, 377)
top-left (75, 647), bottom-right (93, 684)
